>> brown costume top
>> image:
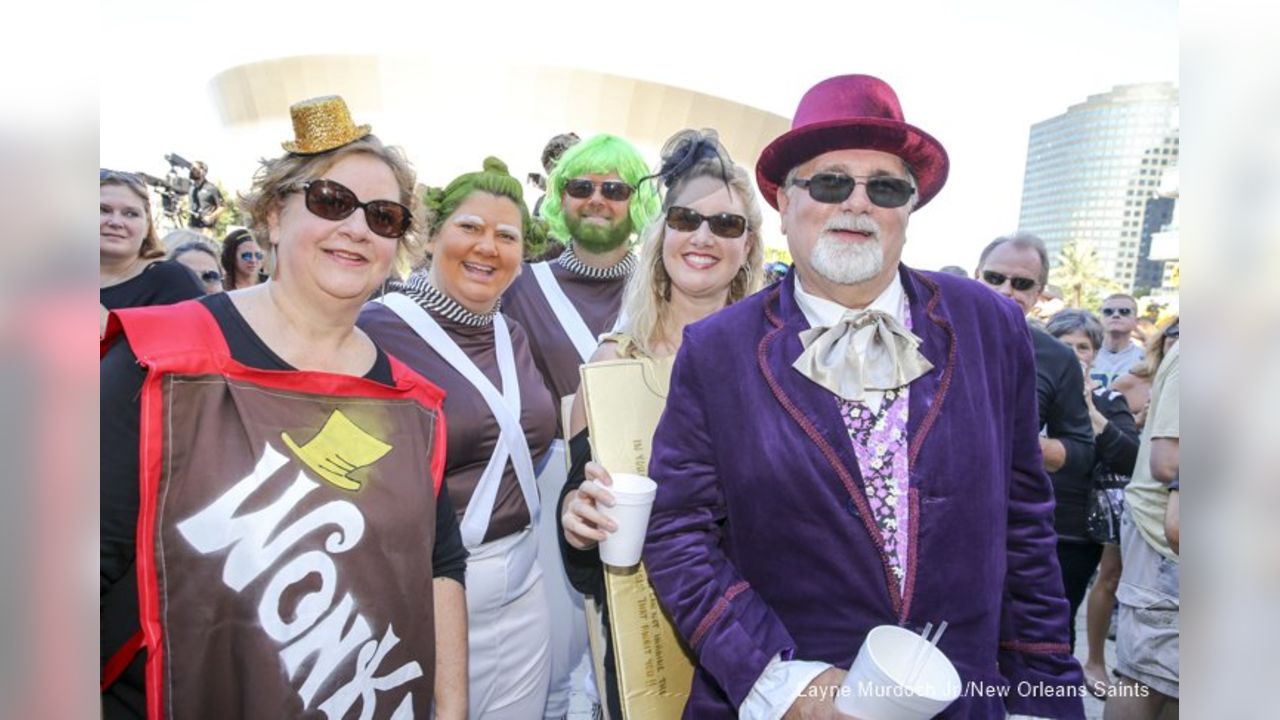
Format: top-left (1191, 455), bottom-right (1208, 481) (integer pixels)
top-left (360, 280), bottom-right (557, 544)
top-left (501, 246), bottom-right (635, 410)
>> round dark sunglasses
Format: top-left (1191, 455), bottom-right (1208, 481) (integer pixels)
top-left (792, 173), bottom-right (915, 208)
top-left (665, 206), bottom-right (748, 239)
top-left (1100, 307), bottom-right (1134, 317)
top-left (564, 178), bottom-right (635, 202)
top-left (981, 270), bottom-right (1038, 292)
top-left (293, 179), bottom-right (412, 239)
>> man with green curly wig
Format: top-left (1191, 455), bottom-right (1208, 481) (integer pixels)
top-left (502, 132), bottom-right (657, 719)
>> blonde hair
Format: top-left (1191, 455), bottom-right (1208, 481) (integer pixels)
top-left (238, 135), bottom-right (424, 273)
top-left (1130, 314), bottom-right (1179, 380)
top-left (619, 131), bottom-right (764, 357)
top-left (100, 170), bottom-right (164, 260)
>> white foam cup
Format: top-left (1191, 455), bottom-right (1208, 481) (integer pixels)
top-left (596, 472), bottom-right (658, 568)
top-left (834, 624), bottom-right (962, 719)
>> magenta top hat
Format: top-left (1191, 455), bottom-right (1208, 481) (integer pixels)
top-left (756, 74), bottom-right (949, 210)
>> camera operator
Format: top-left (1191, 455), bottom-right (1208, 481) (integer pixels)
top-left (187, 161), bottom-right (225, 234)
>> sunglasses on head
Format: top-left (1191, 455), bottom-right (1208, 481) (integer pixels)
top-left (199, 270), bottom-right (224, 283)
top-left (1100, 306), bottom-right (1134, 317)
top-left (791, 173), bottom-right (916, 208)
top-left (564, 178), bottom-right (635, 202)
top-left (240, 250), bottom-right (265, 262)
top-left (293, 179), bottom-right (413, 239)
top-left (665, 206), bottom-right (748, 239)
top-left (981, 270), bottom-right (1037, 292)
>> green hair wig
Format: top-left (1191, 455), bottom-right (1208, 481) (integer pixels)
top-left (540, 133), bottom-right (659, 244)
top-left (423, 156), bottom-right (549, 257)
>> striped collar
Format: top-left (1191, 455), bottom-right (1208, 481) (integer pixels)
top-left (556, 243), bottom-right (636, 280)
top-left (391, 272), bottom-right (499, 328)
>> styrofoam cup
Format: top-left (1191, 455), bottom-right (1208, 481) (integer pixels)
top-left (596, 473), bottom-right (657, 567)
top-left (834, 624), bottom-right (962, 719)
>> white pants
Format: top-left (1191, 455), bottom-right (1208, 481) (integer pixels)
top-left (465, 527), bottom-right (552, 720)
top-left (535, 440), bottom-right (593, 717)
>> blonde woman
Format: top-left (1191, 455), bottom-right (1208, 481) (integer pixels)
top-left (557, 129), bottom-right (763, 716)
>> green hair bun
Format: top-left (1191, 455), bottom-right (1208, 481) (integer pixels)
top-left (482, 156), bottom-right (510, 175)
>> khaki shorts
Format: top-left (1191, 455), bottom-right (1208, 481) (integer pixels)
top-left (1115, 510), bottom-right (1180, 698)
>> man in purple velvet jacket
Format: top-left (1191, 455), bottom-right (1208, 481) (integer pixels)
top-left (642, 74), bottom-right (1085, 719)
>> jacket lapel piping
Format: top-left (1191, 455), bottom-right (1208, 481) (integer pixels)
top-left (899, 269), bottom-right (958, 624)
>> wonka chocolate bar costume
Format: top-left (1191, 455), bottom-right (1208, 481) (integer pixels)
top-left (641, 75), bottom-right (1084, 719)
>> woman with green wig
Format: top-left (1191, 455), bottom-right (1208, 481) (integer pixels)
top-left (358, 157), bottom-right (557, 719)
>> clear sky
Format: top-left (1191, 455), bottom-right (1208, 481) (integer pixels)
top-left (100, 0), bottom-right (1178, 271)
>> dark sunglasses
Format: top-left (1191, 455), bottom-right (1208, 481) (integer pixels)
top-left (1100, 306), bottom-right (1134, 317)
top-left (981, 270), bottom-right (1038, 292)
top-left (1163, 324), bottom-right (1179, 339)
top-left (791, 173), bottom-right (916, 208)
top-left (240, 250), bottom-right (265, 262)
top-left (199, 270), bottom-right (224, 283)
top-left (564, 178), bottom-right (634, 202)
top-left (293, 179), bottom-right (413, 239)
top-left (665, 206), bottom-right (748, 239)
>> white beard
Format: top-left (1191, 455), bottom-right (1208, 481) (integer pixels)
top-left (810, 231), bottom-right (885, 285)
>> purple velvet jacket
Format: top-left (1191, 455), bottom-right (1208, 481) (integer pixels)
top-left (644, 267), bottom-right (1085, 719)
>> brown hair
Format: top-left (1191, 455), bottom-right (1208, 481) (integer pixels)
top-left (238, 135), bottom-right (424, 272)
top-left (100, 170), bottom-right (164, 260)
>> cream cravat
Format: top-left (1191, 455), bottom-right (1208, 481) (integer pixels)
top-left (792, 309), bottom-right (932, 401)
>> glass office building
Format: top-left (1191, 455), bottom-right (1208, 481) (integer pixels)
top-left (1018, 83), bottom-right (1179, 291)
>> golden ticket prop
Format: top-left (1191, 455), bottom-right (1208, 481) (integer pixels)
top-left (579, 359), bottom-right (695, 719)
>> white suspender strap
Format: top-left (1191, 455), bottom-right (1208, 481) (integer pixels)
top-left (379, 293), bottom-right (539, 548)
top-left (531, 261), bottom-right (597, 363)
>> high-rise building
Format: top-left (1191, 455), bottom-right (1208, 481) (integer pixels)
top-left (1018, 83), bottom-right (1179, 291)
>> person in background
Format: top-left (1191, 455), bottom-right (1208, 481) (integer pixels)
top-left (100, 95), bottom-right (467, 719)
top-left (167, 236), bottom-right (225, 294)
top-left (975, 233), bottom-right (1095, 478)
top-left (359, 157), bottom-right (557, 720)
top-left (186, 160), bottom-right (225, 233)
top-left (100, 170), bottom-right (204, 322)
top-left (558, 129), bottom-right (764, 718)
top-left (1106, 336), bottom-right (1179, 720)
top-left (531, 131), bottom-right (581, 222)
top-left (1112, 316), bottom-right (1179, 430)
top-left (937, 264), bottom-right (968, 277)
top-left (1046, 309), bottom-right (1141, 697)
top-left (1091, 293), bottom-right (1144, 388)
top-left (220, 227), bottom-right (268, 289)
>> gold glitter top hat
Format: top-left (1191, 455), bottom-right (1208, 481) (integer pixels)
top-left (281, 95), bottom-right (372, 155)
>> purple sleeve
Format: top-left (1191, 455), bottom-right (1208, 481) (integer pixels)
top-left (998, 313), bottom-right (1087, 719)
top-left (642, 333), bottom-right (797, 708)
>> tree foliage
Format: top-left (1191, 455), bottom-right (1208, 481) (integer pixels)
top-left (1049, 240), bottom-right (1122, 310)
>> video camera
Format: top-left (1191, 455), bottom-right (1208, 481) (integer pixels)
top-left (139, 152), bottom-right (194, 216)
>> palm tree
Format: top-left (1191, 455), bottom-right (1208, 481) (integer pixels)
top-left (1050, 240), bottom-right (1121, 309)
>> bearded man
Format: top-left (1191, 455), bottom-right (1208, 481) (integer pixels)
top-left (641, 75), bottom-right (1084, 719)
top-left (501, 132), bottom-right (658, 719)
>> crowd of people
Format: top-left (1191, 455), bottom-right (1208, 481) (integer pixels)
top-left (100, 76), bottom-right (1179, 720)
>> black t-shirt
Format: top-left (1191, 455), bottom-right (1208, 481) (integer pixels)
top-left (188, 180), bottom-right (223, 228)
top-left (100, 259), bottom-right (204, 311)
top-left (101, 293), bottom-right (466, 719)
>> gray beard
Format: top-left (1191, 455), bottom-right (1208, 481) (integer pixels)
top-left (810, 232), bottom-right (885, 285)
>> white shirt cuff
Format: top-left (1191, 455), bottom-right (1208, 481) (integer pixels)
top-left (739, 654), bottom-right (833, 720)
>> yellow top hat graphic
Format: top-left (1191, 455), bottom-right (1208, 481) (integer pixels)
top-left (282, 410), bottom-right (392, 491)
